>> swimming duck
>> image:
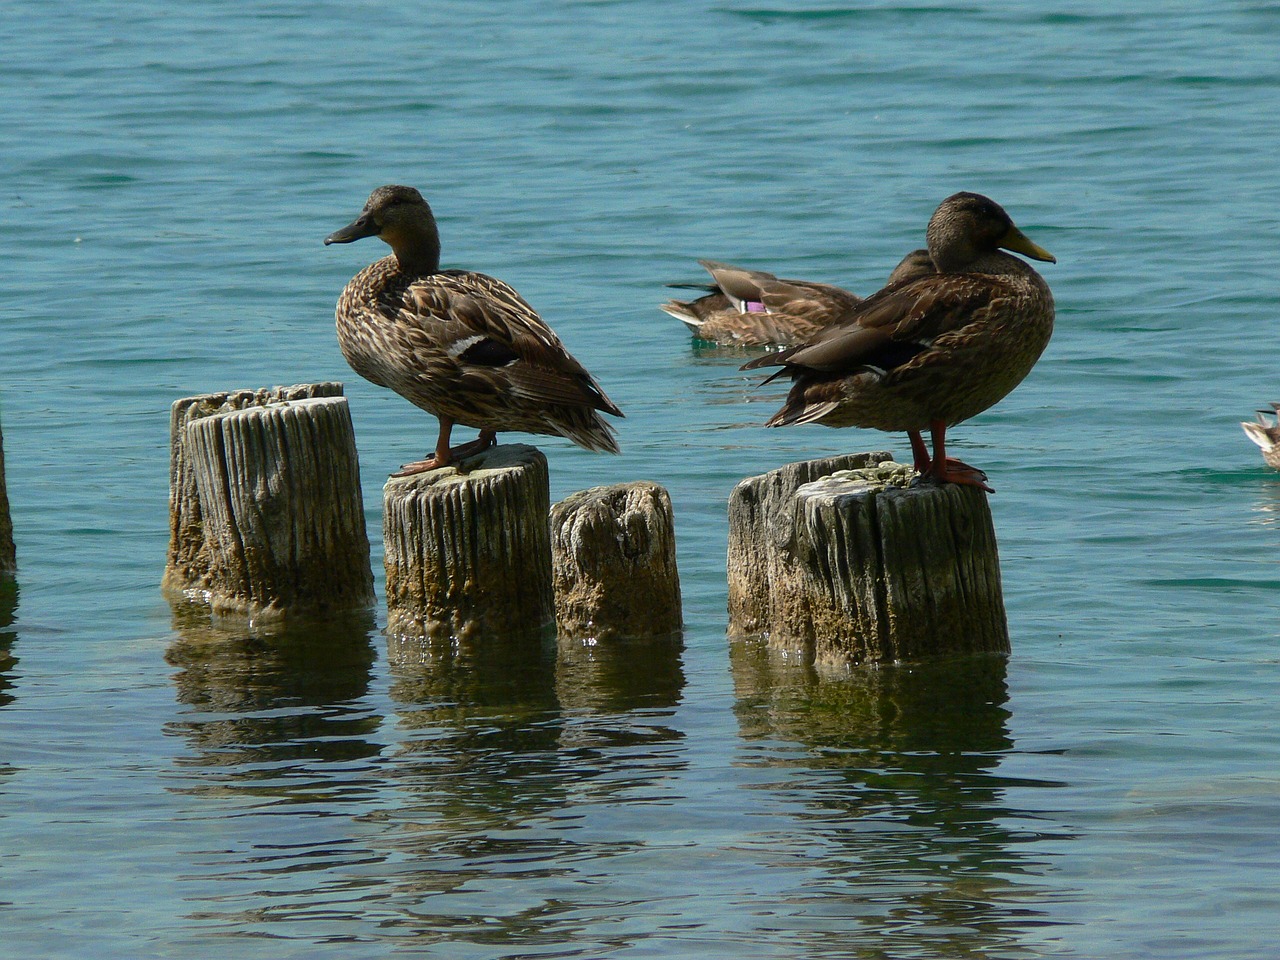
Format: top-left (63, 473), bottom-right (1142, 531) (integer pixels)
top-left (742, 193), bottom-right (1056, 492)
top-left (660, 250), bottom-right (935, 347)
top-left (1242, 404), bottom-right (1280, 469)
top-left (325, 185), bottom-right (622, 475)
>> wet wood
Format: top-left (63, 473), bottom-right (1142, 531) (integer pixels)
top-left (550, 481), bottom-right (681, 641)
top-left (163, 384), bottom-right (374, 620)
top-left (383, 443), bottom-right (554, 642)
top-left (727, 451), bottom-right (890, 636)
top-left (164, 382), bottom-right (346, 594)
top-left (0, 419), bottom-right (13, 579)
top-left (728, 457), bottom-right (1008, 668)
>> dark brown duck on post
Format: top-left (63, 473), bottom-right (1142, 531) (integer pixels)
top-left (325, 185), bottom-right (623, 475)
top-left (660, 249), bottom-right (936, 348)
top-left (742, 193), bottom-right (1056, 492)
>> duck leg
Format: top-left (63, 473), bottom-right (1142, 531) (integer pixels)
top-left (908, 429), bottom-right (932, 474)
top-left (392, 418), bottom-right (497, 477)
top-left (925, 419), bottom-right (994, 493)
top-left (445, 429), bottom-right (498, 464)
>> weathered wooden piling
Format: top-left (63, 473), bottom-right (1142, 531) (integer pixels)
top-left (728, 451), bottom-right (890, 636)
top-left (0, 419), bottom-right (14, 579)
top-left (728, 456), bottom-right (1008, 668)
top-left (383, 443), bottom-right (555, 642)
top-left (550, 481), bottom-right (681, 641)
top-left (162, 383), bottom-right (374, 620)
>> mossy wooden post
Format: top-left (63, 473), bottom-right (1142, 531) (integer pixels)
top-left (728, 451), bottom-right (889, 636)
top-left (728, 457), bottom-right (1008, 668)
top-left (383, 443), bottom-right (554, 642)
top-left (0, 418), bottom-right (14, 579)
top-left (550, 481), bottom-right (681, 641)
top-left (162, 383), bottom-right (374, 619)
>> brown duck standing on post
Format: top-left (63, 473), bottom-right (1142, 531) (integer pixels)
top-left (742, 192), bottom-right (1056, 492)
top-left (325, 185), bottom-right (622, 475)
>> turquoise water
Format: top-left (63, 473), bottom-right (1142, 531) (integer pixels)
top-left (4, 1), bottom-right (1280, 956)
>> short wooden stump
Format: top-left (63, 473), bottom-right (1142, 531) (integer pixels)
top-left (728, 456), bottom-right (1008, 668)
top-left (383, 444), bottom-right (555, 643)
top-left (550, 481), bottom-right (682, 641)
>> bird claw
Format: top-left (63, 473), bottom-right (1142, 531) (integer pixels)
top-left (911, 458), bottom-right (995, 494)
top-left (390, 457), bottom-right (445, 478)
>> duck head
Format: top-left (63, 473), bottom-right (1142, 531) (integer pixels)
top-left (325, 184), bottom-right (441, 272)
top-left (925, 192), bottom-right (1055, 273)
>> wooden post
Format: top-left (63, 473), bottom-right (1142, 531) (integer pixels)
top-left (550, 481), bottom-right (682, 641)
top-left (163, 384), bottom-right (373, 620)
top-left (165, 382), bottom-right (346, 594)
top-left (728, 457), bottom-right (1008, 668)
top-left (728, 451), bottom-right (890, 635)
top-left (383, 443), bottom-right (554, 642)
top-left (0, 418), bottom-right (13, 579)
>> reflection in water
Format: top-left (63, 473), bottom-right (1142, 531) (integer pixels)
top-left (555, 632), bottom-right (684, 713)
top-left (164, 604), bottom-right (381, 790)
top-left (730, 637), bottom-right (1073, 959)
top-left (372, 630), bottom-right (687, 947)
top-left (169, 619), bottom-right (689, 951)
top-left (0, 579), bottom-right (18, 709)
top-left (1249, 479), bottom-right (1280, 526)
top-left (164, 606), bottom-right (390, 942)
top-left (0, 579), bottom-right (17, 797)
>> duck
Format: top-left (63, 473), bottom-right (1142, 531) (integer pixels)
top-left (325, 185), bottom-right (622, 475)
top-left (741, 192), bottom-right (1056, 492)
top-left (1242, 404), bottom-right (1280, 469)
top-left (660, 249), bottom-right (936, 348)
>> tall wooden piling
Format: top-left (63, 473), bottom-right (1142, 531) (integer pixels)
top-left (0, 419), bottom-right (13, 579)
top-left (728, 457), bottom-right (1008, 669)
top-left (163, 383), bottom-right (373, 620)
top-left (550, 481), bottom-right (682, 641)
top-left (383, 443), bottom-right (554, 642)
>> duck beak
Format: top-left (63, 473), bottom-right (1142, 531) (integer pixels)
top-left (324, 214), bottom-right (379, 245)
top-left (1000, 225), bottom-right (1056, 263)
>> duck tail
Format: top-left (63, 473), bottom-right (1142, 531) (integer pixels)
top-left (1243, 418), bottom-right (1278, 452)
top-left (659, 300), bottom-right (705, 335)
top-left (765, 398), bottom-right (839, 428)
top-left (559, 410), bottom-right (621, 454)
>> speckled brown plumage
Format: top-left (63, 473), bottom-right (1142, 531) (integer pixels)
top-left (1242, 404), bottom-right (1280, 469)
top-left (661, 250), bottom-right (935, 348)
top-left (326, 185), bottom-right (621, 474)
top-left (742, 193), bottom-right (1056, 491)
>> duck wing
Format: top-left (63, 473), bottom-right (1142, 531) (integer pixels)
top-left (743, 272), bottom-right (1023, 377)
top-left (403, 271), bottom-right (623, 417)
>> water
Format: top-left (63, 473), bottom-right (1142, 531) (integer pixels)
top-left (3, 1), bottom-right (1280, 956)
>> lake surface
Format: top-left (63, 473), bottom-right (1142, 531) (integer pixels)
top-left (3, 1), bottom-right (1280, 957)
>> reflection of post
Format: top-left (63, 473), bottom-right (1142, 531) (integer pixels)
top-left (730, 637), bottom-right (1011, 753)
top-left (550, 481), bottom-right (681, 641)
top-left (164, 385), bottom-right (374, 620)
top-left (555, 633), bottom-right (685, 713)
top-left (0, 418), bottom-right (14, 578)
top-left (729, 457), bottom-right (1008, 667)
top-left (0, 577), bottom-right (17, 704)
top-left (383, 444), bottom-right (554, 642)
top-left (727, 640), bottom-right (1054, 948)
top-left (165, 609), bottom-right (378, 773)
